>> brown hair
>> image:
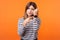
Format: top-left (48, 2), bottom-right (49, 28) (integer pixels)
top-left (23, 2), bottom-right (38, 20)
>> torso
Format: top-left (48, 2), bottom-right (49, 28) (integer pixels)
top-left (21, 17), bottom-right (39, 40)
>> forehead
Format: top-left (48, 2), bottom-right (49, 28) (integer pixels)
top-left (29, 5), bottom-right (34, 9)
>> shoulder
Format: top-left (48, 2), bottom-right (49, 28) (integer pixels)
top-left (33, 17), bottom-right (41, 24)
top-left (33, 17), bottom-right (40, 21)
top-left (37, 17), bottom-right (41, 24)
top-left (18, 17), bottom-right (24, 22)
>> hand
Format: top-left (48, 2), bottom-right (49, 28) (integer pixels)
top-left (33, 8), bottom-right (38, 16)
top-left (22, 17), bottom-right (32, 27)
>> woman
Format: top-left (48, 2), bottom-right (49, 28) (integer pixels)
top-left (18, 2), bottom-right (41, 40)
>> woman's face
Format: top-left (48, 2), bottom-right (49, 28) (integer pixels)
top-left (26, 5), bottom-right (35, 17)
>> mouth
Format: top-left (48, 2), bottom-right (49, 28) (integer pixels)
top-left (30, 14), bottom-right (33, 16)
top-left (30, 12), bottom-right (33, 14)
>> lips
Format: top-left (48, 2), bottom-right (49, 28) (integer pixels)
top-left (29, 13), bottom-right (32, 14)
top-left (29, 11), bottom-right (32, 14)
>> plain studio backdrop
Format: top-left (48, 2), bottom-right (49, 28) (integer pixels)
top-left (0, 0), bottom-right (60, 40)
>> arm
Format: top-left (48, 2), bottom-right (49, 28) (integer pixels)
top-left (17, 18), bottom-right (26, 36)
top-left (33, 17), bottom-right (41, 31)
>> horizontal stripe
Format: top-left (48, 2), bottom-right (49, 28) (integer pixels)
top-left (18, 17), bottom-right (40, 40)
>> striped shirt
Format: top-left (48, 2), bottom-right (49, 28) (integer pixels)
top-left (17, 17), bottom-right (40, 40)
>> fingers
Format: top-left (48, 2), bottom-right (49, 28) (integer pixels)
top-left (33, 8), bottom-right (38, 16)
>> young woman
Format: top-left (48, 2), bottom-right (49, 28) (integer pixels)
top-left (18, 2), bottom-right (41, 40)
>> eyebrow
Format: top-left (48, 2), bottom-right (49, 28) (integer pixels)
top-left (29, 7), bottom-right (35, 10)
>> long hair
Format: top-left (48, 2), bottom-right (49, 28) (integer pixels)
top-left (23, 2), bottom-right (38, 20)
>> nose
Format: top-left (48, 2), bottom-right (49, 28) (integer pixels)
top-left (30, 10), bottom-right (31, 12)
top-left (30, 9), bottom-right (32, 12)
top-left (30, 9), bottom-right (33, 13)
top-left (29, 9), bottom-right (31, 11)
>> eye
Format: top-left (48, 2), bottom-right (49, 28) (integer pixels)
top-left (27, 8), bottom-right (30, 9)
top-left (27, 8), bottom-right (30, 10)
top-left (31, 9), bottom-right (35, 10)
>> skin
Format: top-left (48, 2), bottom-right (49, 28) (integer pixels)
top-left (26, 5), bottom-right (34, 17)
top-left (23, 5), bottom-right (38, 27)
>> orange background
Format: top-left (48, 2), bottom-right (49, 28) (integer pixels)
top-left (0, 0), bottom-right (60, 40)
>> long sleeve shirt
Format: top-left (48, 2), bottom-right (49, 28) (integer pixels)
top-left (17, 17), bottom-right (41, 40)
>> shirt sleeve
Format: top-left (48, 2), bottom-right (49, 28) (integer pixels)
top-left (33, 17), bottom-right (41, 31)
top-left (17, 18), bottom-right (26, 36)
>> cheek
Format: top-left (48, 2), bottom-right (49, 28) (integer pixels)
top-left (26, 9), bottom-right (30, 14)
top-left (26, 9), bottom-right (34, 15)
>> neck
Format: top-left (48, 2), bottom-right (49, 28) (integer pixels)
top-left (28, 16), bottom-right (33, 19)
